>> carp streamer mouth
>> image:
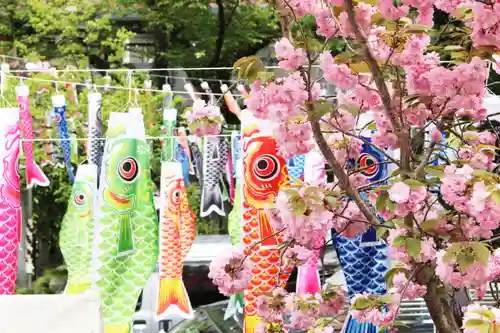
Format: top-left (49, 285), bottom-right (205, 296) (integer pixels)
top-left (79, 210), bottom-right (91, 218)
top-left (104, 187), bottom-right (136, 212)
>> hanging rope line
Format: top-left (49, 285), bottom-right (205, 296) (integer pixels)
top-left (1, 74), bottom-right (244, 97)
top-left (21, 134), bottom-right (234, 142)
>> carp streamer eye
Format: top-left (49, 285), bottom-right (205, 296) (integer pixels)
top-left (118, 157), bottom-right (139, 182)
top-left (171, 189), bottom-right (181, 205)
top-left (254, 154), bottom-right (280, 181)
top-left (357, 153), bottom-right (379, 177)
top-left (74, 191), bottom-right (86, 205)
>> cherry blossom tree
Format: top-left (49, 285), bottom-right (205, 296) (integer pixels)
top-left (204, 1), bottom-right (500, 333)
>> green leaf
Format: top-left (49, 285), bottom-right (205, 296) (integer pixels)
top-left (491, 191), bottom-right (500, 205)
top-left (293, 200), bottom-right (307, 216)
top-left (424, 166), bottom-right (444, 178)
top-left (367, 123), bottom-right (377, 130)
top-left (457, 253), bottom-right (475, 270)
top-left (403, 179), bottom-right (424, 188)
top-left (444, 45), bottom-right (464, 51)
top-left (406, 24), bottom-right (430, 33)
top-left (377, 296), bottom-right (394, 304)
top-left (392, 322), bottom-right (410, 328)
top-left (339, 104), bottom-right (361, 115)
top-left (477, 144), bottom-right (500, 151)
top-left (352, 297), bottom-right (372, 310)
top-left (470, 242), bottom-right (490, 265)
top-left (256, 71), bottom-right (275, 82)
top-left (234, 55), bottom-right (264, 83)
top-left (377, 326), bottom-right (387, 333)
top-left (376, 227), bottom-right (389, 239)
top-left (392, 236), bottom-right (406, 246)
top-left (420, 219), bottom-right (438, 231)
top-left (312, 102), bottom-right (333, 117)
top-left (349, 61), bottom-right (371, 73)
top-left (376, 191), bottom-right (390, 211)
top-left (464, 319), bottom-right (486, 329)
top-left (384, 266), bottom-right (408, 287)
top-left (472, 309), bottom-right (496, 321)
top-left (372, 185), bottom-right (391, 193)
top-left (406, 238), bottom-right (422, 259)
top-left (474, 170), bottom-right (497, 180)
top-left (443, 243), bottom-right (462, 263)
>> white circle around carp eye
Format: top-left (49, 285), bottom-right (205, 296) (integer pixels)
top-left (118, 157), bottom-right (139, 182)
top-left (74, 191), bottom-right (86, 205)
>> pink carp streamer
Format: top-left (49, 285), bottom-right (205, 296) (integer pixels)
top-left (296, 150), bottom-right (326, 296)
top-left (0, 108), bottom-right (22, 294)
top-left (16, 85), bottom-right (50, 188)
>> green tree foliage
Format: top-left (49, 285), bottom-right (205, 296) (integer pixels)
top-left (0, 0), bottom-right (134, 68)
top-left (116, 0), bottom-right (281, 75)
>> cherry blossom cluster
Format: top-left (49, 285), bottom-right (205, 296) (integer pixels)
top-left (351, 271), bottom-right (426, 327)
top-left (208, 250), bottom-right (252, 296)
top-left (436, 247), bottom-right (500, 298)
top-left (387, 226), bottom-right (437, 265)
top-left (288, 0), bottom-right (500, 51)
top-left (350, 292), bottom-right (400, 327)
top-left (388, 182), bottom-right (428, 217)
top-left (245, 71), bottom-right (319, 157)
top-left (435, 248), bottom-right (490, 291)
top-left (459, 131), bottom-right (497, 170)
top-left (269, 183), bottom-right (335, 249)
top-left (185, 99), bottom-right (223, 136)
top-left (255, 284), bottom-right (346, 333)
top-left (441, 164), bottom-right (500, 239)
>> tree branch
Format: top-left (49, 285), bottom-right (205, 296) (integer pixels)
top-left (343, 0), bottom-right (412, 172)
top-left (415, 141), bottom-right (437, 177)
top-left (310, 118), bottom-right (380, 225)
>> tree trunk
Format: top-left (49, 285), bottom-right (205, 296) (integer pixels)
top-left (210, 0), bottom-right (226, 67)
top-left (423, 278), bottom-right (462, 333)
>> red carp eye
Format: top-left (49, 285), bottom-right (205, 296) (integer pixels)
top-left (253, 154), bottom-right (280, 181)
top-left (118, 157), bottom-right (139, 182)
top-left (356, 153), bottom-right (378, 177)
top-left (74, 191), bottom-right (86, 205)
top-left (172, 190), bottom-right (181, 204)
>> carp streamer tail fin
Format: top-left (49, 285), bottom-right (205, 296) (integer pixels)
top-left (200, 184), bottom-right (224, 217)
top-left (25, 161), bottom-right (50, 188)
top-left (156, 278), bottom-right (193, 319)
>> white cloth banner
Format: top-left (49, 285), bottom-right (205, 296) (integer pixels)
top-left (0, 290), bottom-right (103, 333)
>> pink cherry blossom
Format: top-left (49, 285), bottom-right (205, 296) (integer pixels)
top-left (275, 38), bottom-right (308, 70)
top-left (430, 128), bottom-right (443, 142)
top-left (405, 105), bottom-right (431, 127)
top-left (378, 0), bottom-right (409, 20)
top-left (320, 52), bottom-right (357, 90)
top-left (208, 250), bottom-right (251, 296)
top-left (285, 245), bottom-right (316, 266)
top-left (392, 272), bottom-right (427, 300)
top-left (388, 182), bottom-right (411, 204)
top-left (315, 7), bottom-right (339, 39)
